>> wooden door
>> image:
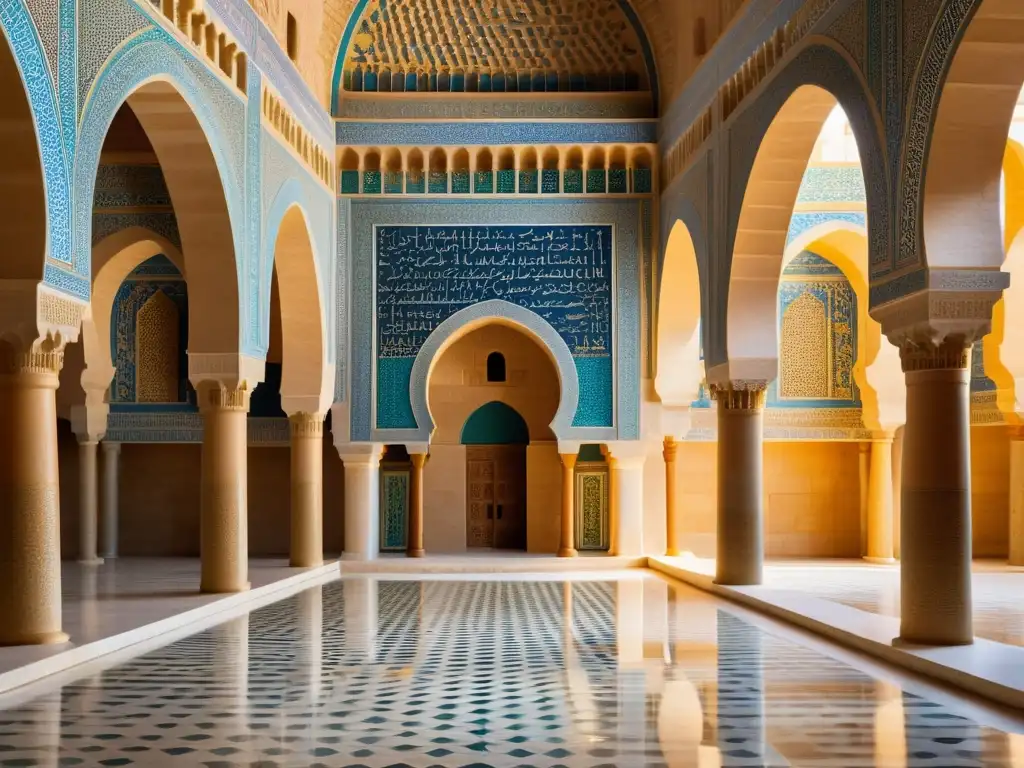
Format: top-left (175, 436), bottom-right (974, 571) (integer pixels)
top-left (467, 445), bottom-right (527, 550)
top-left (494, 445), bottom-right (527, 550)
top-left (467, 447), bottom-right (496, 547)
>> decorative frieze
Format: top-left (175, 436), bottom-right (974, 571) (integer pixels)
top-left (262, 85), bottom-right (334, 190)
top-left (198, 383), bottom-right (252, 412)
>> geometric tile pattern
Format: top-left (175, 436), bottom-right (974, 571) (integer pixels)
top-left (0, 577), bottom-right (1018, 766)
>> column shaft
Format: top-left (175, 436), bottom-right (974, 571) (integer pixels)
top-left (892, 426), bottom-right (904, 560)
top-left (289, 413), bottom-right (324, 568)
top-left (899, 341), bottom-right (972, 645)
top-left (77, 441), bottom-right (102, 564)
top-left (100, 442), bottom-right (120, 559)
top-left (612, 453), bottom-right (646, 556)
top-left (558, 453), bottom-right (578, 557)
top-left (0, 351), bottom-right (68, 645)
top-left (199, 385), bottom-right (250, 593)
top-left (866, 435), bottom-right (895, 563)
top-left (1010, 429), bottom-right (1024, 566)
top-left (340, 448), bottom-right (382, 559)
top-left (407, 453), bottom-right (426, 557)
top-left (713, 384), bottom-right (766, 586)
top-left (664, 437), bottom-right (681, 556)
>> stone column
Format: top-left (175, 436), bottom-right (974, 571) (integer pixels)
top-left (866, 432), bottom-right (896, 563)
top-left (558, 452), bottom-right (578, 557)
top-left (100, 442), bottom-right (120, 559)
top-left (608, 442), bottom-right (646, 556)
top-left (859, 442), bottom-right (870, 555)
top-left (289, 412), bottom-right (324, 568)
top-left (892, 426), bottom-right (904, 560)
top-left (1009, 425), bottom-right (1024, 566)
top-left (664, 437), bottom-right (681, 556)
top-left (407, 453), bottom-right (427, 558)
top-left (0, 348), bottom-right (69, 645)
top-left (198, 384), bottom-right (250, 594)
top-left (338, 445), bottom-right (384, 559)
top-left (711, 382), bottom-right (767, 586)
top-left (76, 439), bottom-right (102, 565)
top-left (899, 340), bottom-right (973, 646)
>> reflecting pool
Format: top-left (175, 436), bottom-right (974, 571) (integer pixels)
top-left (0, 573), bottom-right (1021, 767)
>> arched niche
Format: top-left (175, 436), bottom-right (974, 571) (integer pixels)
top-left (655, 220), bottom-right (703, 407)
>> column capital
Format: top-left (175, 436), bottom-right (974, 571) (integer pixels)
top-left (196, 381), bottom-right (252, 413)
top-left (899, 337), bottom-right (970, 373)
top-left (662, 436), bottom-right (678, 462)
top-left (0, 281), bottom-right (84, 367)
top-left (336, 442), bottom-right (385, 466)
top-left (559, 452), bottom-right (578, 470)
top-left (869, 429), bottom-right (896, 443)
top-left (71, 401), bottom-right (109, 444)
top-left (188, 352), bottom-right (265, 393)
top-left (605, 440), bottom-right (648, 467)
top-left (410, 452), bottom-right (428, 469)
top-left (288, 411), bottom-right (325, 439)
top-left (101, 440), bottom-right (121, 455)
top-left (872, 281), bottom-right (1004, 353)
top-left (710, 381), bottom-right (768, 410)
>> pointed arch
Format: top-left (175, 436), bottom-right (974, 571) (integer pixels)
top-left (656, 220), bottom-right (703, 406)
top-left (264, 188), bottom-right (333, 415)
top-left (716, 43), bottom-right (887, 383)
top-left (76, 38), bottom-right (244, 358)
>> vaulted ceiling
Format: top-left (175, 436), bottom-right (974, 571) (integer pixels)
top-left (315, 0), bottom-right (748, 113)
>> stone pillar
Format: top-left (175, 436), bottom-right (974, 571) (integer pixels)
top-left (711, 382), bottom-right (767, 586)
top-left (198, 384), bottom-right (251, 594)
top-left (338, 445), bottom-right (384, 559)
top-left (289, 412), bottom-right (324, 568)
top-left (608, 442), bottom-right (646, 556)
top-left (892, 426), bottom-right (904, 560)
top-left (0, 348), bottom-right (69, 645)
top-left (605, 452), bottom-right (619, 556)
top-left (664, 437), bottom-right (681, 556)
top-left (100, 442), bottom-right (120, 559)
top-left (899, 340), bottom-right (973, 646)
top-left (866, 432), bottom-right (896, 563)
top-left (558, 452), bottom-right (578, 557)
top-left (76, 439), bottom-right (103, 565)
top-left (859, 442), bottom-right (870, 555)
top-left (407, 453), bottom-right (427, 558)
top-left (1009, 425), bottom-right (1024, 566)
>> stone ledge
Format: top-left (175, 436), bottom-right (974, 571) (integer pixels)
top-left (648, 556), bottom-right (1024, 712)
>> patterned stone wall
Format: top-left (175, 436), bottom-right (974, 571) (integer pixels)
top-left (110, 255), bottom-right (190, 405)
top-left (771, 251), bottom-right (859, 409)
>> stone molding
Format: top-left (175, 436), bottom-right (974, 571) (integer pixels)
top-left (188, 352), bottom-right (266, 392)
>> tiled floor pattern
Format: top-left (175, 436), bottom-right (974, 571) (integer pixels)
top-left (0, 575), bottom-right (1022, 766)
top-left (759, 562), bottom-right (1024, 647)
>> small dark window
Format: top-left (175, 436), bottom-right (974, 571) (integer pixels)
top-left (486, 352), bottom-right (506, 383)
top-left (286, 14), bottom-right (299, 61)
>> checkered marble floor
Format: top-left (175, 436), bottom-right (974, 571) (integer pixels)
top-left (0, 574), bottom-right (1021, 767)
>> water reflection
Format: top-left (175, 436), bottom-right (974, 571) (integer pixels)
top-left (0, 574), bottom-right (1019, 766)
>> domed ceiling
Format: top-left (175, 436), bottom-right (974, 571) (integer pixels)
top-left (334, 0), bottom-right (654, 95)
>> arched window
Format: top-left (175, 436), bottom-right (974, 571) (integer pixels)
top-left (286, 14), bottom-right (299, 61)
top-left (486, 351), bottom-right (506, 383)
